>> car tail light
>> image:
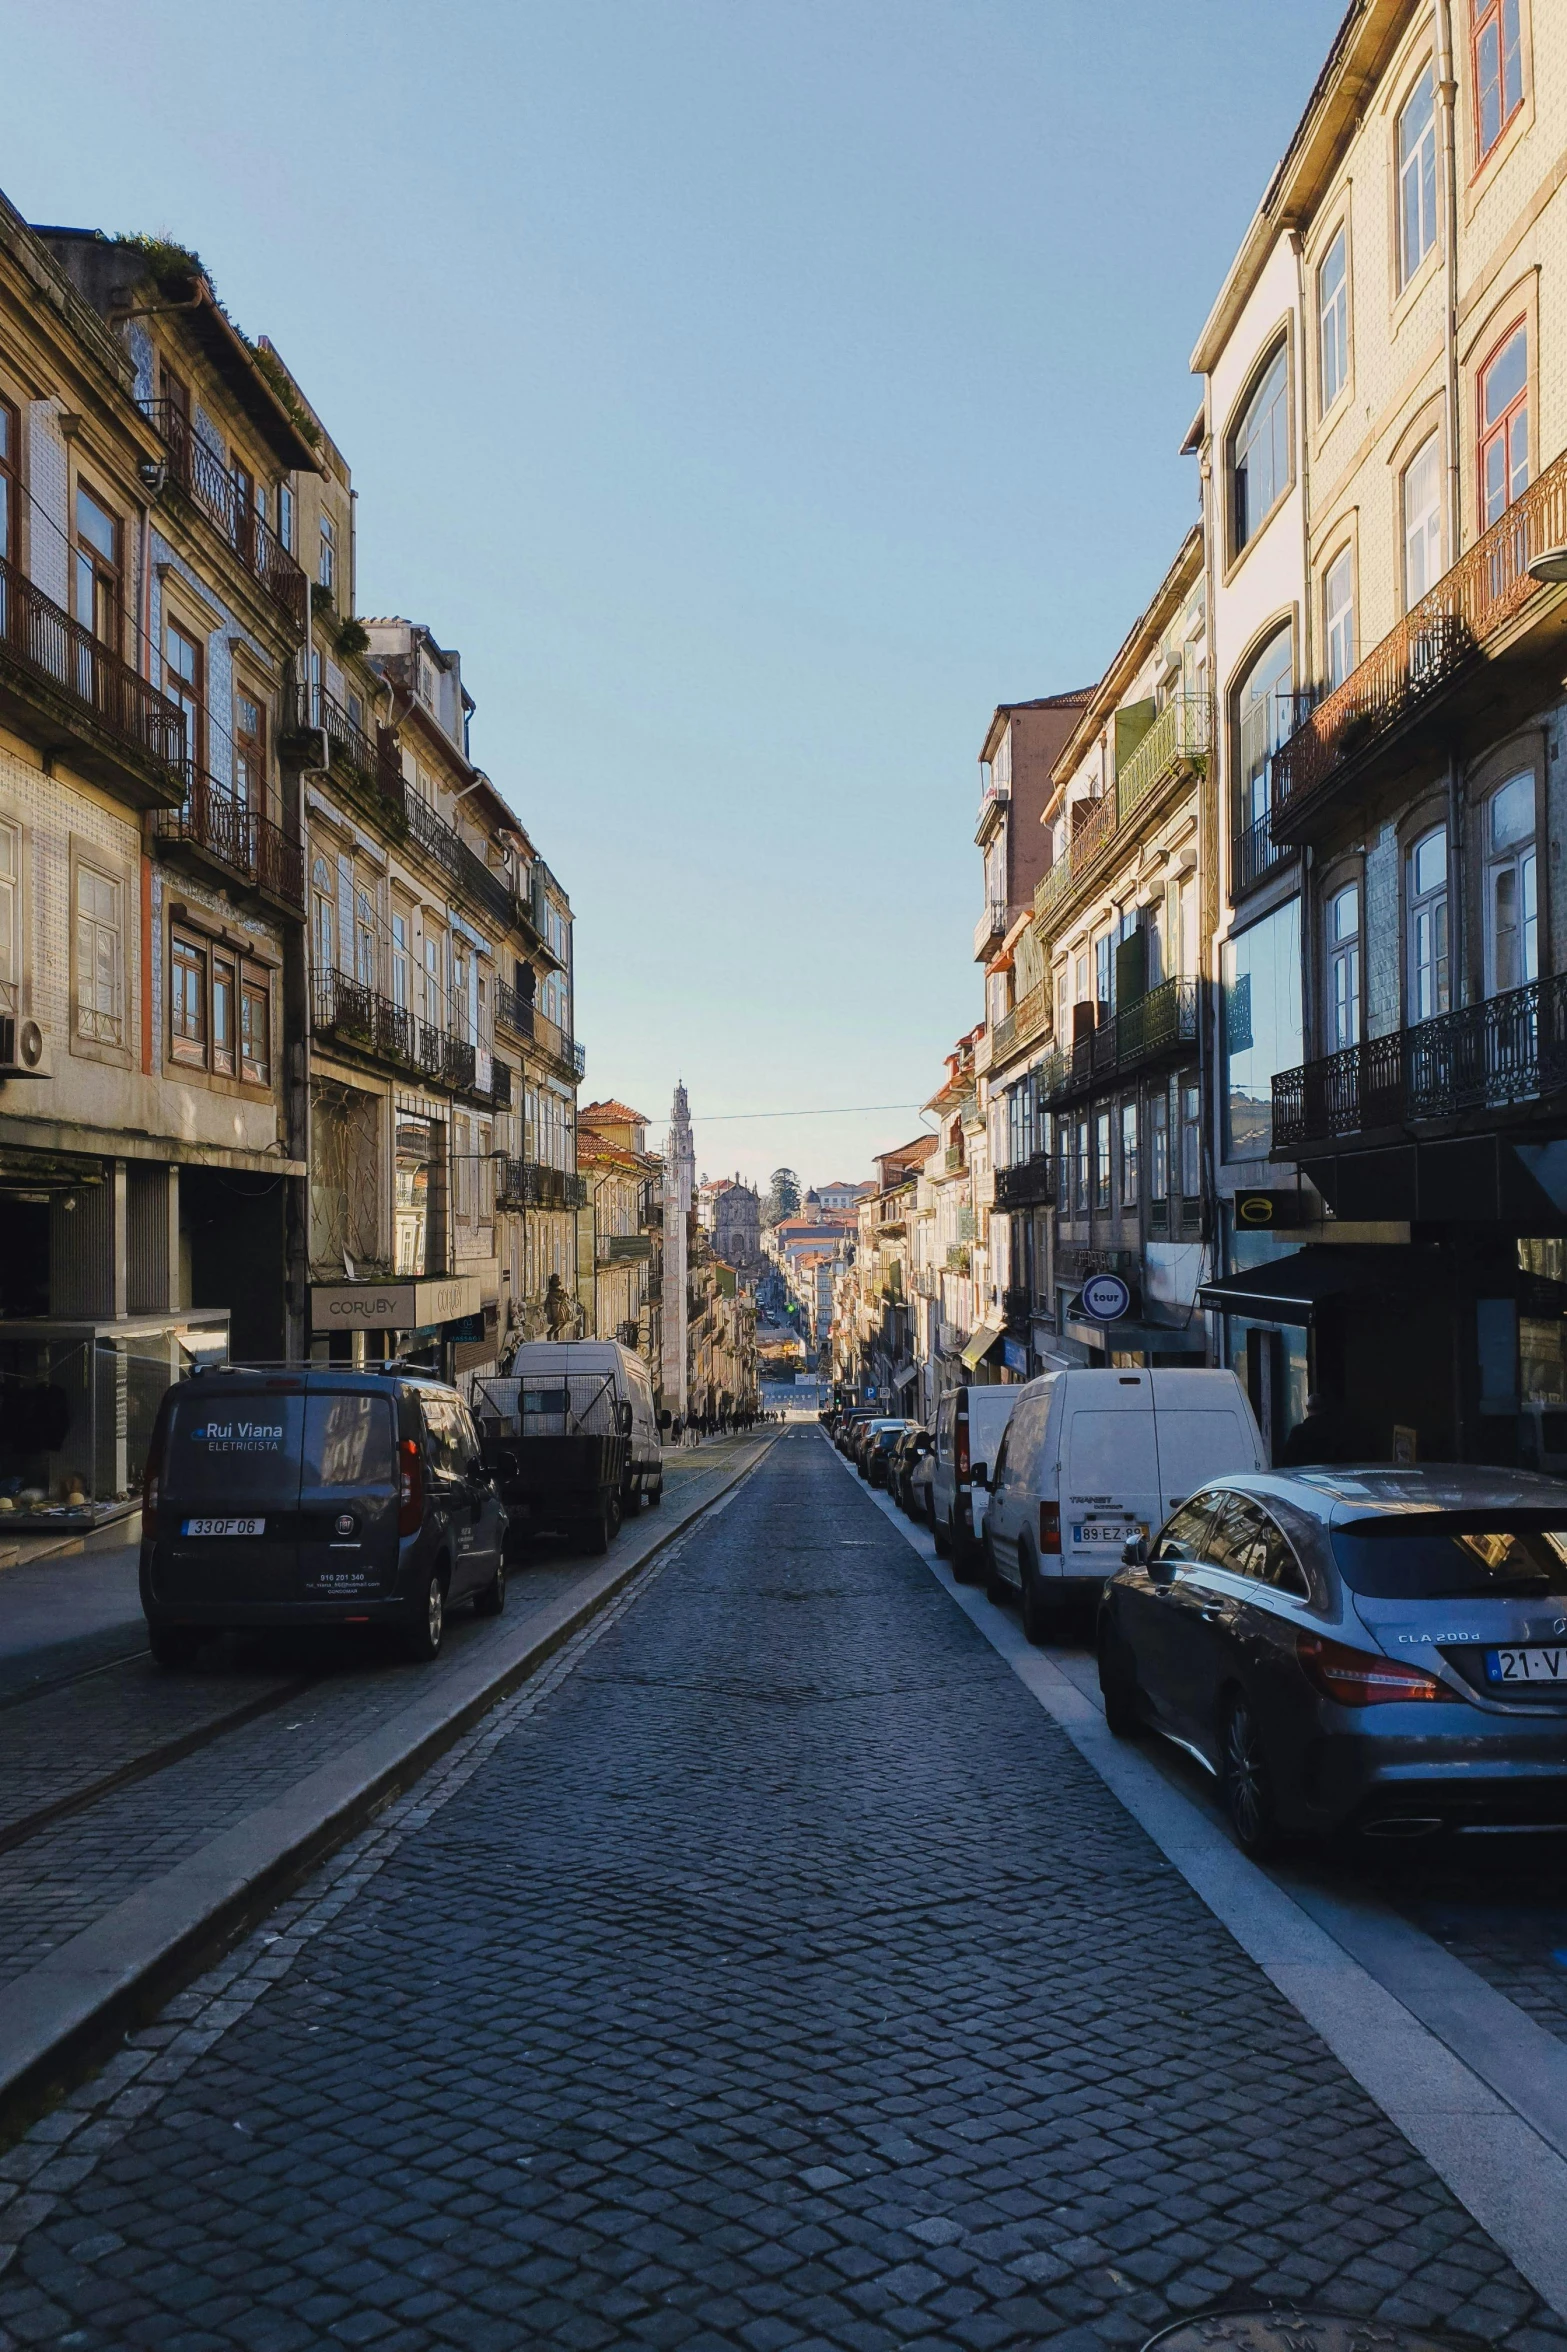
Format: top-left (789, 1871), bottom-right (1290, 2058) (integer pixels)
top-left (956, 1412), bottom-right (970, 1480)
top-left (1039, 1502), bottom-right (1061, 1555)
top-left (1296, 1632), bottom-right (1446, 1706)
top-left (398, 1438), bottom-right (423, 1536)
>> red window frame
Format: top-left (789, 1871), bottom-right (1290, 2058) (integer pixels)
top-left (1477, 321), bottom-right (1528, 531)
top-left (1472, 0), bottom-right (1524, 167)
top-left (0, 395), bottom-right (17, 566)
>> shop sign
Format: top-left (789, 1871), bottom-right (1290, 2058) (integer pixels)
top-left (1079, 1271), bottom-right (1131, 1324)
top-left (311, 1275), bottom-right (482, 1333)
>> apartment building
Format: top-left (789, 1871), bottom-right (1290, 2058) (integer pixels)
top-left (578, 1099), bottom-right (660, 1367)
top-left (1195, 0), bottom-right (1567, 1464)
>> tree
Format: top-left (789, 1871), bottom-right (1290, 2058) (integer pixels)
top-left (764, 1167), bottom-right (802, 1226)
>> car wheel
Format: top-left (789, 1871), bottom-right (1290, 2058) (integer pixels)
top-left (147, 1621), bottom-right (201, 1668)
top-left (473, 1555), bottom-right (506, 1619)
top-left (931, 1510), bottom-right (951, 1559)
top-left (950, 1519), bottom-right (983, 1585)
top-left (1096, 1618), bottom-right (1141, 1736)
top-left (1019, 1549), bottom-right (1056, 1648)
top-left (983, 1531), bottom-right (1012, 1607)
top-left (649, 1479), bottom-right (663, 1507)
top-left (403, 1572), bottom-right (446, 1662)
top-left (1220, 1692), bottom-right (1278, 1857)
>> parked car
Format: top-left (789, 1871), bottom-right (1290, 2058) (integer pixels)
top-left (836, 1411), bottom-right (875, 1460)
top-left (865, 1420), bottom-right (916, 1489)
top-left (140, 1364), bottom-right (506, 1667)
top-left (978, 1368), bottom-right (1264, 1640)
top-left (852, 1417), bottom-right (906, 1478)
top-left (484, 1340), bottom-right (663, 1540)
top-left (909, 1444), bottom-right (935, 1527)
top-left (1096, 1465), bottom-right (1567, 1855)
top-left (931, 1384), bottom-right (1021, 1579)
top-left (889, 1426), bottom-right (932, 1512)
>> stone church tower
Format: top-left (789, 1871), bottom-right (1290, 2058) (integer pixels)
top-left (662, 1083), bottom-right (695, 1416)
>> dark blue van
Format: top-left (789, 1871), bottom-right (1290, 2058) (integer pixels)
top-left (139, 1366), bottom-right (506, 1665)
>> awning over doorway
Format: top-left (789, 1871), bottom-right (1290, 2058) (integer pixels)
top-left (892, 1362), bottom-right (918, 1391)
top-left (1197, 1244), bottom-right (1439, 1326)
top-left (1064, 1315), bottom-right (1207, 1355)
top-left (960, 1320), bottom-right (1005, 1370)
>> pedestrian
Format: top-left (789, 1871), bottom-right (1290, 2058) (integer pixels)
top-left (670, 1415), bottom-right (682, 1448)
top-left (1278, 1391), bottom-right (1357, 1467)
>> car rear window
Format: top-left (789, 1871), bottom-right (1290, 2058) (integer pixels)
top-left (164, 1391), bottom-right (304, 1502)
top-left (1332, 1515), bottom-right (1567, 1600)
top-left (302, 1394), bottom-right (395, 1492)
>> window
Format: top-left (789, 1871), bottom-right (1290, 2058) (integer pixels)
top-left (423, 935), bottom-right (442, 1026)
top-left (1485, 771), bottom-right (1537, 996)
top-left (1479, 325), bottom-right (1528, 529)
top-left (1318, 228), bottom-right (1348, 413)
top-left (1179, 1080), bottom-right (1201, 1198)
top-left (1224, 896), bottom-right (1303, 1159)
top-left (1233, 346), bottom-right (1289, 551)
top-left (1237, 626), bottom-right (1293, 831)
top-left (0, 816), bottom-right (18, 1014)
top-left (74, 484), bottom-right (120, 646)
top-left (1152, 1494), bottom-right (1218, 1566)
top-left (231, 458), bottom-right (254, 553)
top-left (391, 911), bottom-right (409, 1009)
top-left (1148, 1090), bottom-right (1170, 1200)
top-left (1402, 436), bottom-right (1444, 606)
top-left (1473, 0), bottom-right (1524, 163)
top-left (170, 933), bottom-right (207, 1065)
top-left (164, 619), bottom-right (205, 770)
top-left (1120, 1100), bottom-right (1139, 1208)
top-left (241, 975), bottom-right (270, 1084)
top-left (213, 954), bottom-right (236, 1076)
top-left (311, 855), bottom-right (336, 979)
top-left (235, 689), bottom-right (265, 810)
top-left (1398, 67), bottom-right (1438, 285)
top-left (75, 863), bottom-right (122, 1044)
top-left (1327, 883), bottom-right (1361, 1050)
top-left (318, 509), bottom-right (336, 593)
top-left (0, 396), bottom-right (17, 563)
top-left (1205, 1495), bottom-right (1307, 1594)
top-left (1408, 827), bottom-right (1450, 1021)
top-left (1324, 550), bottom-right (1355, 692)
top-left (1094, 931), bottom-right (1113, 1016)
top-left (1073, 1118), bottom-right (1089, 1216)
top-left (1093, 1109), bottom-right (1112, 1211)
top-left (278, 482), bottom-right (295, 554)
top-left (355, 887), bottom-right (376, 989)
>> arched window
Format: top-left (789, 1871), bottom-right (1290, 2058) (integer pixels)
top-left (1407, 827), bottom-right (1450, 1022)
top-left (1484, 773), bottom-right (1536, 997)
top-left (1402, 436), bottom-right (1443, 606)
top-left (1326, 882), bottom-right (1361, 1051)
top-left (1479, 324), bottom-right (1528, 529)
top-left (1232, 347), bottom-right (1289, 552)
top-left (1236, 626), bottom-right (1293, 832)
top-left (1323, 550), bottom-right (1354, 691)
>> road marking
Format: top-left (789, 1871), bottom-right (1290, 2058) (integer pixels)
top-left (830, 1435), bottom-right (1567, 2319)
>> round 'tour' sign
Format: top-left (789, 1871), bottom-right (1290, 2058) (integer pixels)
top-left (1080, 1271), bottom-right (1131, 1323)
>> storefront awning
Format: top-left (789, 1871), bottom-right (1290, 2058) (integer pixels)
top-left (892, 1363), bottom-right (918, 1390)
top-left (1197, 1245), bottom-right (1437, 1327)
top-left (960, 1320), bottom-right (1005, 1370)
top-left (1065, 1315), bottom-right (1206, 1354)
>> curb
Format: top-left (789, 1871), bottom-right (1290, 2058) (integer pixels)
top-left (0, 1432), bottom-right (780, 2137)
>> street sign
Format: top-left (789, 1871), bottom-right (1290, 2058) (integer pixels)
top-left (1079, 1271), bottom-right (1131, 1323)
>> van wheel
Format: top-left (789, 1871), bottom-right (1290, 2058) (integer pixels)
top-left (1019, 1549), bottom-right (1055, 1648)
top-left (983, 1533), bottom-right (1011, 1608)
top-left (931, 1511), bottom-right (951, 1559)
top-left (147, 1621), bottom-right (201, 1668)
top-left (473, 1556), bottom-right (506, 1619)
top-left (403, 1572), bottom-right (446, 1662)
top-left (950, 1521), bottom-right (983, 1584)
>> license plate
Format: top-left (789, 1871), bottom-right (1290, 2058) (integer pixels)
top-left (1485, 1645), bottom-right (1567, 1684)
top-left (181, 1517), bottom-right (266, 1538)
top-left (1072, 1522), bottom-right (1146, 1546)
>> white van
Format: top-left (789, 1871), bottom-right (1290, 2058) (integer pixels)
top-left (931, 1384), bottom-right (1021, 1582)
top-left (975, 1368), bottom-right (1264, 1642)
top-left (491, 1340), bottom-right (663, 1508)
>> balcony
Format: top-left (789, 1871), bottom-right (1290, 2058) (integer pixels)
top-left (599, 1232), bottom-right (654, 1266)
top-left (1039, 977), bottom-right (1201, 1109)
top-left (1231, 807), bottom-right (1291, 900)
top-left (0, 553), bottom-right (186, 805)
top-left (283, 685), bottom-right (404, 817)
top-left (1272, 974), bottom-right (1567, 1154)
top-left (495, 981), bottom-right (583, 1076)
top-left (311, 969), bottom-right (490, 1095)
top-left (994, 1151), bottom-right (1054, 1209)
top-left (990, 981), bottom-right (1051, 1067)
top-left (973, 895), bottom-right (1010, 962)
top-left (406, 789), bottom-right (518, 934)
top-left (1116, 692), bottom-right (1211, 823)
top-left (487, 1058), bottom-right (513, 1110)
top-left (154, 769), bottom-right (304, 913)
top-left (943, 1145), bottom-right (964, 1174)
top-left (495, 1160), bottom-right (590, 1211)
top-left (1271, 450), bottom-right (1567, 838)
top-left (142, 401), bottom-right (308, 633)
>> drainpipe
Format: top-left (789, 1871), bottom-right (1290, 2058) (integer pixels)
top-left (1289, 229), bottom-right (1315, 694)
top-left (1436, 0), bottom-right (1462, 559)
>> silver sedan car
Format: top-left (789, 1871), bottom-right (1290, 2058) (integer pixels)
top-left (1096, 1465), bottom-right (1567, 1854)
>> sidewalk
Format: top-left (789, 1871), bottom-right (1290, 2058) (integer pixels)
top-left (0, 1429), bottom-right (775, 2130)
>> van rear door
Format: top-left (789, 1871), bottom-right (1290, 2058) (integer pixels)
top-left (156, 1386), bottom-right (306, 1607)
top-left (295, 1391), bottom-right (400, 1605)
top-left (1149, 1373), bottom-right (1264, 1518)
top-left (1059, 1380), bottom-right (1160, 1574)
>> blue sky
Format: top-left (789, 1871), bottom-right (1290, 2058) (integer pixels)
top-left (7, 0), bottom-right (1343, 1189)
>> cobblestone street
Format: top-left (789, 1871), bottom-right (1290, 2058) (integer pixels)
top-left (2, 1429), bottom-right (1563, 2352)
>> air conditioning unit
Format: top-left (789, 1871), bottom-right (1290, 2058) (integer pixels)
top-left (0, 1016), bottom-right (50, 1080)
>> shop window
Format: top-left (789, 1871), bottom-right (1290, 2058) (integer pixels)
top-left (1484, 772), bottom-right (1536, 996)
top-left (1407, 827), bottom-right (1450, 1021)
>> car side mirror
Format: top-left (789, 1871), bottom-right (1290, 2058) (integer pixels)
top-left (1147, 1554), bottom-right (1176, 1587)
top-left (970, 1463), bottom-right (989, 1489)
top-left (1121, 1534), bottom-right (1149, 1567)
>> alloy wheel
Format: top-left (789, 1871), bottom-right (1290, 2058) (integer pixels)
top-left (426, 1576), bottom-right (444, 1652)
top-left (1222, 1697), bottom-right (1272, 1851)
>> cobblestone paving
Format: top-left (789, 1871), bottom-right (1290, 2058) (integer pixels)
top-left (2, 1429), bottom-right (1564, 2351)
top-left (0, 1441), bottom-right (751, 1994)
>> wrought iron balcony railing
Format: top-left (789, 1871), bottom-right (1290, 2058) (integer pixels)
top-left (990, 981), bottom-right (1051, 1066)
top-left (1039, 977), bottom-right (1200, 1106)
top-left (0, 551), bottom-right (186, 793)
top-left (142, 401), bottom-right (308, 632)
top-left (154, 768), bottom-right (304, 911)
top-left (285, 684), bottom-right (404, 809)
top-left (1116, 692), bottom-right (1212, 822)
top-left (406, 789), bottom-right (518, 933)
top-left (1231, 807), bottom-right (1291, 899)
top-left (1271, 448), bottom-right (1567, 830)
top-left (495, 1160), bottom-right (590, 1211)
top-left (311, 968), bottom-right (498, 1097)
top-left (994, 1152), bottom-right (1054, 1209)
top-left (1272, 973), bottom-right (1567, 1152)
